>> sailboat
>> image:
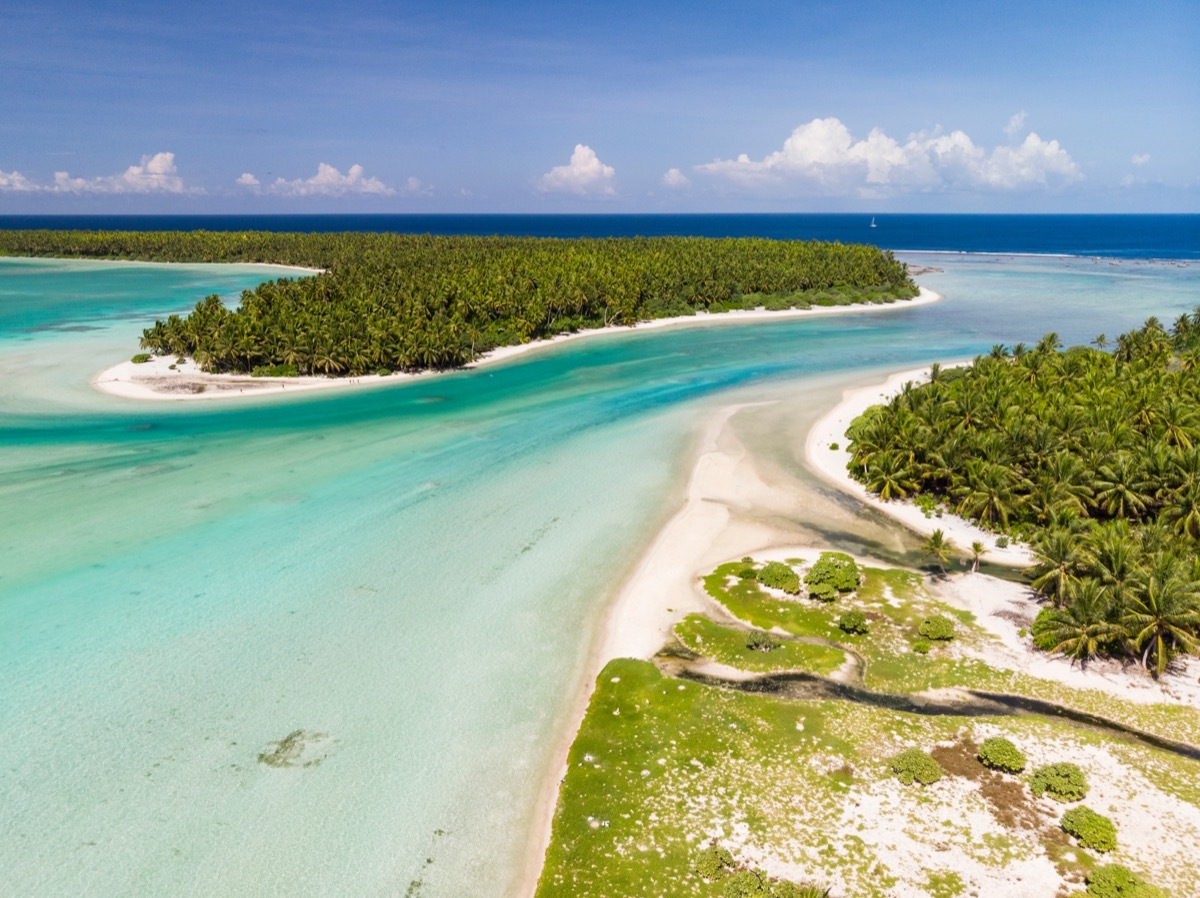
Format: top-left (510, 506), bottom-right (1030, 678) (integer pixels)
top-left (869, 216), bottom-right (877, 228)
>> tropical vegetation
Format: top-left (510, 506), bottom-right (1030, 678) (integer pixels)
top-left (847, 317), bottom-right (1200, 676)
top-left (0, 229), bottom-right (917, 376)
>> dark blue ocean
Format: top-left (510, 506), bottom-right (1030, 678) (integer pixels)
top-left (1, 214), bottom-right (1197, 260)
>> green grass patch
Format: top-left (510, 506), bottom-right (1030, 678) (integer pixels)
top-left (674, 615), bottom-right (845, 676)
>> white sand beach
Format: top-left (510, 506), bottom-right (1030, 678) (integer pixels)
top-left (92, 287), bottom-right (941, 402)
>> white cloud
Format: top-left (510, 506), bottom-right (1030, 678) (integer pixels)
top-left (0, 169), bottom-right (38, 192)
top-left (252, 163), bottom-right (396, 197)
top-left (1005, 111), bottom-right (1028, 139)
top-left (1131, 153), bottom-right (1151, 166)
top-left (695, 117), bottom-right (1082, 195)
top-left (539, 145), bottom-right (615, 195)
top-left (662, 167), bottom-right (690, 189)
top-left (402, 176), bottom-right (433, 196)
top-left (51, 152), bottom-right (191, 194)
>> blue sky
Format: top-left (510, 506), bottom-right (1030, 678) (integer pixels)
top-left (2, 0), bottom-right (1197, 213)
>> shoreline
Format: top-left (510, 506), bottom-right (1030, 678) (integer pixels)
top-left (519, 375), bottom-right (1198, 894)
top-left (804, 365), bottom-right (1037, 568)
top-left (92, 287), bottom-right (941, 402)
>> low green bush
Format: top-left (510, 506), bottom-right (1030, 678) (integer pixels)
top-left (694, 846), bottom-right (734, 881)
top-left (889, 747), bottom-right (943, 785)
top-left (828, 442), bottom-right (839, 451)
top-left (805, 552), bottom-right (859, 602)
top-left (738, 566), bottom-right (759, 580)
top-left (1062, 806), bottom-right (1117, 852)
top-left (919, 614), bottom-right (955, 641)
top-left (723, 871), bottom-right (768, 898)
top-left (745, 630), bottom-right (779, 652)
top-left (995, 535), bottom-right (1010, 548)
top-left (1086, 864), bottom-right (1164, 897)
top-left (912, 639), bottom-right (931, 654)
top-left (131, 353), bottom-right (152, 364)
top-left (836, 610), bottom-right (870, 634)
top-left (977, 737), bottom-right (1026, 773)
top-left (1030, 762), bottom-right (1088, 801)
top-left (1031, 607), bottom-right (1065, 651)
top-left (758, 561), bottom-right (801, 595)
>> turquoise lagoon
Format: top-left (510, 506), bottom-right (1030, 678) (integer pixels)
top-left (2, 254), bottom-right (1199, 896)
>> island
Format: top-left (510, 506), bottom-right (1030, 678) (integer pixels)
top-left (0, 230), bottom-right (920, 401)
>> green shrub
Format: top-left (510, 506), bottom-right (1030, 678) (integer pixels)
top-left (995, 535), bottom-right (1010, 548)
top-left (828, 442), bottom-right (839, 451)
top-left (1030, 762), bottom-right (1088, 801)
top-left (723, 870), bottom-right (768, 898)
top-left (889, 747), bottom-right (943, 785)
top-left (805, 552), bottom-right (859, 602)
top-left (912, 639), bottom-right (931, 654)
top-left (836, 610), bottom-right (870, 634)
top-left (1086, 865), bottom-right (1165, 897)
top-left (919, 614), bottom-right (955, 641)
top-left (745, 630), bottom-right (779, 652)
top-left (977, 737), bottom-right (1026, 773)
top-left (738, 566), bottom-right (759, 580)
top-left (1031, 607), bottom-right (1064, 651)
top-left (1062, 806), bottom-right (1117, 852)
top-left (694, 845), bottom-right (734, 881)
top-left (758, 561), bottom-right (801, 595)
top-left (131, 353), bottom-right (152, 364)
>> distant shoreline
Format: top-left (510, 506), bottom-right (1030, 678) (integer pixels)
top-left (92, 287), bottom-right (941, 402)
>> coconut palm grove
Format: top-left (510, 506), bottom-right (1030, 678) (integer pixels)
top-left (0, 230), bottom-right (917, 376)
top-left (847, 318), bottom-right (1200, 676)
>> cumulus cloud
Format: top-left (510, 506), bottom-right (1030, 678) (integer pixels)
top-left (1131, 153), bottom-right (1151, 166)
top-left (240, 163), bottom-right (396, 197)
top-left (539, 145), bottom-right (615, 195)
top-left (51, 152), bottom-right (191, 194)
top-left (695, 117), bottom-right (1082, 195)
top-left (0, 169), bottom-right (39, 192)
top-left (1, 153), bottom-right (195, 194)
top-left (662, 167), bottom-right (690, 189)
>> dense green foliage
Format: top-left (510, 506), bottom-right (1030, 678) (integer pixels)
top-left (1086, 865), bottom-right (1165, 898)
top-left (757, 561), bottom-right (801, 595)
top-left (847, 318), bottom-right (1200, 676)
top-left (1030, 762), bottom-right (1088, 801)
top-left (918, 614), bottom-right (955, 641)
top-left (0, 229), bottom-right (915, 376)
top-left (1060, 806), bottom-right (1117, 852)
top-left (695, 846), bottom-right (735, 881)
top-left (836, 609), bottom-right (870, 634)
top-left (888, 747), bottom-right (943, 785)
top-left (804, 552), bottom-right (860, 602)
top-left (976, 736), bottom-right (1026, 773)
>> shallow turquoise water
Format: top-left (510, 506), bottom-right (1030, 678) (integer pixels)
top-left (1, 255), bottom-right (1198, 896)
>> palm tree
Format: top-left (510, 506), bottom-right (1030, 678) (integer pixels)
top-left (865, 451), bottom-right (918, 500)
top-left (1028, 529), bottom-right (1091, 607)
top-left (1032, 580), bottom-right (1120, 669)
top-left (969, 541), bottom-right (987, 573)
top-left (1121, 573), bottom-right (1200, 678)
top-left (922, 529), bottom-right (955, 576)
